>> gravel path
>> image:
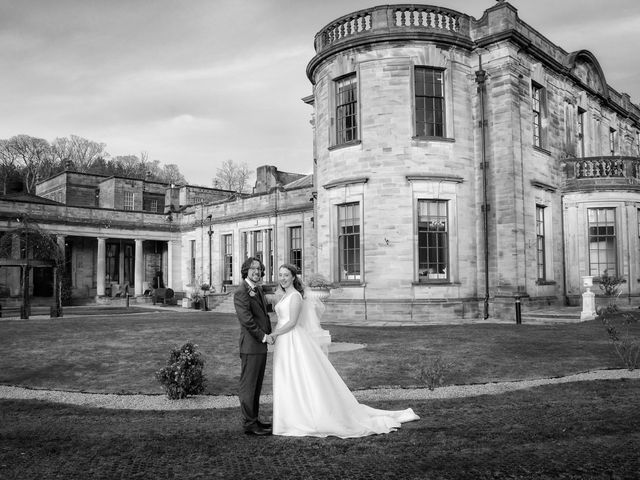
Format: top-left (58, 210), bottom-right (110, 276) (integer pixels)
top-left (1, 368), bottom-right (637, 411)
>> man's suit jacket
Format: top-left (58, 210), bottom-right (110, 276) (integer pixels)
top-left (234, 281), bottom-right (271, 354)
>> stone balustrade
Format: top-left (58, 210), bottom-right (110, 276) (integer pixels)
top-left (314, 5), bottom-right (470, 53)
top-left (564, 156), bottom-right (640, 190)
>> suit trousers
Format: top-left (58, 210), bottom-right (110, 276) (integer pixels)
top-left (239, 352), bottom-right (267, 429)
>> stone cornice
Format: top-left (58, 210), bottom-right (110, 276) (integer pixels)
top-left (322, 177), bottom-right (369, 190)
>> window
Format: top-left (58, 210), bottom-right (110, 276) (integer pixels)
top-left (223, 234), bottom-right (233, 282)
top-left (609, 128), bottom-right (616, 156)
top-left (150, 199), bottom-right (158, 212)
top-left (415, 67), bottom-right (445, 138)
top-left (536, 205), bottom-right (546, 281)
top-left (418, 200), bottom-right (448, 281)
top-left (253, 230), bottom-right (263, 264)
top-left (532, 83), bottom-right (543, 148)
top-left (124, 192), bottom-right (134, 210)
top-left (190, 240), bottom-right (196, 285)
top-left (335, 74), bottom-right (358, 145)
top-left (266, 229), bottom-right (274, 282)
top-left (588, 208), bottom-right (617, 276)
top-left (123, 244), bottom-right (134, 286)
top-left (577, 108), bottom-right (586, 158)
top-left (289, 226), bottom-right (302, 272)
top-left (338, 202), bottom-right (360, 281)
top-left (106, 242), bottom-right (119, 282)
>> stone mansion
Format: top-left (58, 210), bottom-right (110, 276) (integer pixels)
top-left (2, 1), bottom-right (640, 323)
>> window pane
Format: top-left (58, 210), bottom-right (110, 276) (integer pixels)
top-left (338, 203), bottom-right (360, 281)
top-left (588, 208), bottom-right (616, 276)
top-left (414, 67), bottom-right (445, 138)
top-left (418, 200), bottom-right (448, 281)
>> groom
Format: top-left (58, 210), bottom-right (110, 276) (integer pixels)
top-left (234, 257), bottom-right (274, 436)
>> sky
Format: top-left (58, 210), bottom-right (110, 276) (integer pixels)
top-left (1, 0), bottom-right (639, 186)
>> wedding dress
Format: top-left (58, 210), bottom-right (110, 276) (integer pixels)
top-left (272, 290), bottom-right (419, 438)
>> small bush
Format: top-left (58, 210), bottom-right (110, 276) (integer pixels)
top-left (416, 354), bottom-right (455, 391)
top-left (155, 342), bottom-right (206, 399)
top-left (599, 310), bottom-right (640, 371)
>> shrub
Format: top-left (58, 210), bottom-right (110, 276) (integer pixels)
top-left (306, 273), bottom-right (336, 289)
top-left (155, 342), bottom-right (206, 399)
top-left (599, 310), bottom-right (640, 371)
top-left (596, 270), bottom-right (639, 371)
top-left (416, 354), bottom-right (455, 391)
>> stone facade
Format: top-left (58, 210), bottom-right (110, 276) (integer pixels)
top-left (305, 2), bottom-right (640, 322)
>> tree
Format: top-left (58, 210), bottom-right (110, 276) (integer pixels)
top-left (160, 164), bottom-right (186, 185)
top-left (0, 139), bottom-right (21, 194)
top-left (51, 135), bottom-right (106, 172)
top-left (5, 135), bottom-right (56, 193)
top-left (212, 159), bottom-right (251, 193)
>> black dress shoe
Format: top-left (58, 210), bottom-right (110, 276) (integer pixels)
top-left (257, 421), bottom-right (272, 430)
top-left (244, 426), bottom-right (271, 436)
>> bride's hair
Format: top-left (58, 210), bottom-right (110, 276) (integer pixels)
top-left (278, 264), bottom-right (305, 296)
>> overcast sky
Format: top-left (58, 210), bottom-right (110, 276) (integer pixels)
top-left (1, 0), bottom-right (638, 185)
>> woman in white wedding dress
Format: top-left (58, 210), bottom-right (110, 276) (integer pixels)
top-left (270, 264), bottom-right (419, 438)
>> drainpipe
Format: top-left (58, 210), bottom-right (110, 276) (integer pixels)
top-left (476, 56), bottom-right (490, 319)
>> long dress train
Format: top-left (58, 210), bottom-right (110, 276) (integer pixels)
top-left (272, 290), bottom-right (419, 438)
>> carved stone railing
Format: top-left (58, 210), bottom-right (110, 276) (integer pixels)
top-left (563, 156), bottom-right (640, 190)
top-left (314, 5), bottom-right (471, 53)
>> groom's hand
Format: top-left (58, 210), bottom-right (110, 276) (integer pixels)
top-left (266, 334), bottom-right (275, 345)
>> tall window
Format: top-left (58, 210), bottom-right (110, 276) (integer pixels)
top-left (335, 74), bottom-right (358, 145)
top-left (106, 242), bottom-right (119, 282)
top-left (222, 234), bottom-right (233, 282)
top-left (124, 192), bottom-right (134, 210)
top-left (415, 67), bottom-right (445, 138)
top-left (588, 208), bottom-right (617, 276)
top-left (418, 200), bottom-right (448, 281)
top-left (150, 199), bottom-right (158, 212)
top-left (266, 229), bottom-right (274, 282)
top-left (190, 240), bottom-right (196, 285)
top-left (123, 244), bottom-right (134, 286)
top-left (338, 202), bottom-right (360, 281)
top-left (577, 108), bottom-right (586, 158)
top-left (253, 230), bottom-right (263, 263)
top-left (609, 128), bottom-right (616, 155)
top-left (289, 226), bottom-right (302, 272)
top-left (536, 205), bottom-right (546, 281)
top-left (532, 83), bottom-right (543, 148)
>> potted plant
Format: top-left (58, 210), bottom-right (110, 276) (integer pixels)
top-left (305, 273), bottom-right (336, 301)
top-left (200, 283), bottom-right (211, 311)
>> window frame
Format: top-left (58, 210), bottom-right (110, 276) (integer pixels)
top-left (417, 199), bottom-right (449, 283)
top-left (414, 66), bottom-right (446, 139)
top-left (536, 205), bottom-right (546, 281)
top-left (587, 207), bottom-right (617, 277)
top-left (334, 73), bottom-right (359, 146)
top-left (222, 234), bottom-right (233, 283)
top-left (337, 202), bottom-right (361, 283)
top-left (288, 226), bottom-right (303, 273)
top-left (577, 107), bottom-right (586, 158)
top-left (609, 127), bottom-right (617, 156)
top-left (531, 82), bottom-right (544, 149)
top-left (123, 191), bottom-right (134, 211)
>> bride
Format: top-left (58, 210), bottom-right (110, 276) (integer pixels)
top-left (269, 264), bottom-right (419, 438)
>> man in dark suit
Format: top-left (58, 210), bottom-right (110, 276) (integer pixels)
top-left (234, 257), bottom-right (273, 436)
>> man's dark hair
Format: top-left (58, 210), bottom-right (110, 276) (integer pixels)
top-left (241, 257), bottom-right (265, 280)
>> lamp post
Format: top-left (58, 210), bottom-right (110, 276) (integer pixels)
top-left (206, 215), bottom-right (213, 286)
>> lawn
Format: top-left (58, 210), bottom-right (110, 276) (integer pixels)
top-left (1, 309), bottom-right (639, 479)
top-left (0, 310), bottom-right (631, 395)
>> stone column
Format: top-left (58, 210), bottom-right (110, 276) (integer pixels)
top-left (96, 237), bottom-right (106, 296)
top-left (134, 239), bottom-right (144, 296)
top-left (167, 240), bottom-right (174, 289)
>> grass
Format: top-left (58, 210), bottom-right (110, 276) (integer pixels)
top-left (1, 309), bottom-right (639, 479)
top-left (0, 311), bottom-right (632, 395)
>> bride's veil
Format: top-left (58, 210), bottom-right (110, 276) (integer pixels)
top-left (298, 288), bottom-right (332, 355)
